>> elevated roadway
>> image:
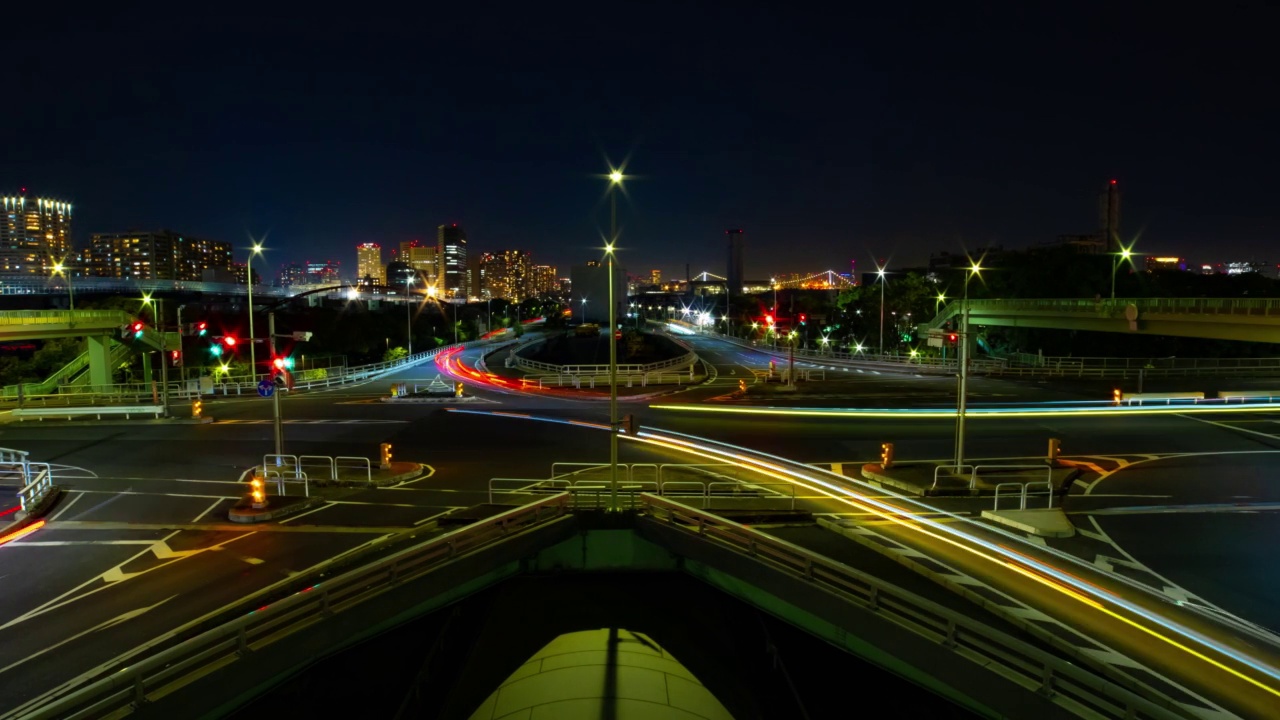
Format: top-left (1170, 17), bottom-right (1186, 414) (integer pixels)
top-left (924, 297), bottom-right (1280, 342)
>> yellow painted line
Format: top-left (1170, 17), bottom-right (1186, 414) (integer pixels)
top-left (649, 402), bottom-right (1280, 419)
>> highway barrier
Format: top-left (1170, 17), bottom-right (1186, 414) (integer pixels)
top-left (19, 494), bottom-right (574, 720)
top-left (1118, 392), bottom-right (1204, 405)
top-left (10, 404), bottom-right (164, 421)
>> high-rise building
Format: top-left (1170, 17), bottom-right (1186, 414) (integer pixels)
top-left (481, 249), bottom-right (532, 301)
top-left (1099, 180), bottom-right (1122, 254)
top-left (649, 269), bottom-right (662, 286)
top-left (725, 229), bottom-right (745, 295)
top-left (438, 224), bottom-right (468, 299)
top-left (529, 265), bottom-right (558, 297)
top-left (1, 190), bottom-right (72, 276)
top-left (279, 262), bottom-right (307, 287)
top-left (356, 243), bottom-right (383, 284)
top-left (306, 260), bottom-right (342, 285)
top-left (89, 230), bottom-right (231, 281)
top-left (400, 240), bottom-right (437, 288)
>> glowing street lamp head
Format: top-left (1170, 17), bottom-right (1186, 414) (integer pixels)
top-left (876, 267), bottom-right (886, 279)
top-left (970, 262), bottom-right (982, 275)
top-left (1120, 247), bottom-right (1133, 260)
top-left (251, 243), bottom-right (264, 255)
top-left (608, 170), bottom-right (624, 184)
top-left (937, 292), bottom-right (947, 302)
top-left (52, 262), bottom-right (65, 274)
top-left (604, 242), bottom-right (615, 255)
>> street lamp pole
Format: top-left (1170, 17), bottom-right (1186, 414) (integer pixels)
top-left (246, 242), bottom-right (263, 378)
top-left (1110, 247), bottom-right (1132, 300)
top-left (877, 266), bottom-right (887, 356)
top-left (406, 275), bottom-right (415, 355)
top-left (954, 262), bottom-right (981, 472)
top-left (607, 168), bottom-right (623, 512)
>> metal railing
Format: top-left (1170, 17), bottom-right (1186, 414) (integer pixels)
top-left (10, 404), bottom-right (165, 421)
top-left (969, 464), bottom-right (1054, 492)
top-left (17, 465), bottom-right (54, 513)
top-left (639, 494), bottom-right (1182, 720)
top-left (993, 481), bottom-right (1056, 511)
top-left (18, 493), bottom-right (573, 720)
top-left (930, 464), bottom-right (974, 491)
top-left (513, 350), bottom-right (698, 377)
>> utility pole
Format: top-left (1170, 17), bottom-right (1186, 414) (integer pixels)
top-left (269, 312), bottom-right (284, 457)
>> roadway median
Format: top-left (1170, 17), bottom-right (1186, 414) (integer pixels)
top-left (228, 460), bottom-right (425, 523)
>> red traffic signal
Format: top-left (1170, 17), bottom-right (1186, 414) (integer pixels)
top-left (948, 333), bottom-right (958, 343)
top-left (131, 322), bottom-right (144, 332)
top-left (272, 357), bottom-right (286, 370)
top-left (223, 335), bottom-right (237, 346)
top-left (799, 314), bottom-right (807, 323)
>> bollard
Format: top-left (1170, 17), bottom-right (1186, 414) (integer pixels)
top-left (1047, 437), bottom-right (1061, 463)
top-left (380, 443), bottom-right (393, 470)
top-left (250, 476), bottom-right (267, 509)
top-left (192, 400), bottom-right (203, 419)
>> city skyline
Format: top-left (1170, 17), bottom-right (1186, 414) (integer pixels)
top-left (5, 6), bottom-right (1277, 281)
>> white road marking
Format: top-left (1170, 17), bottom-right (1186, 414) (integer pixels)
top-left (0, 594), bottom-right (178, 676)
top-left (277, 503), bottom-right (332, 524)
top-left (45, 491), bottom-right (84, 522)
top-left (190, 498), bottom-right (225, 523)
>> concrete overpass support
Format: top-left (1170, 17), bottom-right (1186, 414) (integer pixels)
top-left (86, 335), bottom-right (114, 391)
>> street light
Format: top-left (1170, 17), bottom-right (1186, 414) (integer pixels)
top-left (580, 297), bottom-right (588, 324)
top-left (606, 166), bottom-right (624, 512)
top-left (51, 261), bottom-right (75, 313)
top-left (935, 291), bottom-right (947, 313)
top-left (141, 294), bottom-right (170, 418)
top-left (876, 264), bottom-right (888, 356)
top-left (406, 275), bottom-right (415, 355)
top-left (955, 260), bottom-right (983, 470)
top-left (1111, 244), bottom-right (1134, 300)
top-left (246, 242), bottom-right (264, 376)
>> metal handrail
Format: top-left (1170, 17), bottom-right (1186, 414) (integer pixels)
top-left (969, 463), bottom-right (1053, 492)
top-left (23, 493), bottom-right (573, 720)
top-left (640, 494), bottom-right (1184, 720)
top-left (931, 464), bottom-right (974, 491)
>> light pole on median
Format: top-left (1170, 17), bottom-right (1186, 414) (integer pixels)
top-left (954, 260), bottom-right (982, 472)
top-left (51, 261), bottom-right (75, 313)
top-left (606, 167), bottom-right (623, 512)
top-left (246, 242), bottom-right (264, 377)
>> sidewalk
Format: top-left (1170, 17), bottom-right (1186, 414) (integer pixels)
top-left (859, 461), bottom-right (1080, 537)
top-left (228, 460), bottom-right (425, 523)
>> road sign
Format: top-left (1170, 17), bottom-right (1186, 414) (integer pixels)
top-left (257, 379), bottom-right (275, 398)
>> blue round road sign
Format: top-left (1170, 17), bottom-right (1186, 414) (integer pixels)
top-left (257, 379), bottom-right (275, 398)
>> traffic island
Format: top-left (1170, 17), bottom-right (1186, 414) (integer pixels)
top-left (979, 508), bottom-right (1076, 538)
top-left (228, 495), bottom-right (325, 523)
top-left (307, 461), bottom-right (426, 489)
top-left (860, 462), bottom-right (1080, 497)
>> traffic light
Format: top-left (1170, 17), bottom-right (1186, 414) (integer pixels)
top-left (880, 442), bottom-right (894, 469)
top-left (947, 333), bottom-right (958, 344)
top-left (272, 357), bottom-right (286, 371)
top-left (223, 335), bottom-right (237, 347)
top-left (170, 350), bottom-right (181, 367)
top-left (209, 344), bottom-right (223, 357)
top-left (764, 314), bottom-right (774, 326)
top-left (379, 443), bottom-right (393, 469)
top-left (131, 321), bottom-right (145, 339)
top-left (196, 321), bottom-right (208, 337)
top-left (799, 314), bottom-right (807, 324)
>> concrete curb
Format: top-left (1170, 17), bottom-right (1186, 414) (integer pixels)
top-left (309, 463), bottom-right (426, 488)
top-left (0, 416), bottom-right (215, 427)
top-left (380, 396), bottom-right (478, 404)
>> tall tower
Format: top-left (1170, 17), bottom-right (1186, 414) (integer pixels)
top-left (1, 189), bottom-right (72, 276)
top-left (725, 228), bottom-right (745, 295)
top-left (437, 224), bottom-right (468, 299)
top-left (1098, 180), bottom-right (1122, 254)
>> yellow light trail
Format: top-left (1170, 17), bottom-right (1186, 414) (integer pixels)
top-left (649, 402), bottom-right (1280, 419)
top-left (623, 429), bottom-right (1280, 700)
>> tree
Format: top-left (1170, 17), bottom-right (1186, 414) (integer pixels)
top-left (383, 346), bottom-right (409, 362)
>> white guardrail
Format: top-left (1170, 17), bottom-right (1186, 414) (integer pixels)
top-left (641, 495), bottom-right (1184, 720)
top-left (21, 493), bottom-right (574, 720)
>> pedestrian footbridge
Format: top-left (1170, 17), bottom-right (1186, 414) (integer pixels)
top-left (0, 310), bottom-right (177, 394)
top-left (924, 298), bottom-right (1280, 343)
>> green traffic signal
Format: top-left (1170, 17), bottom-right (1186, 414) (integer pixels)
top-left (210, 345), bottom-right (223, 357)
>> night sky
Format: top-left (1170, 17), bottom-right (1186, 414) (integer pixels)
top-left (7, 3), bottom-right (1277, 280)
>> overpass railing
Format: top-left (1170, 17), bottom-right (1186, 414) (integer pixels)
top-left (23, 493), bottom-right (573, 720)
top-left (639, 494), bottom-right (1184, 720)
top-left (928, 297), bottom-right (1280, 329)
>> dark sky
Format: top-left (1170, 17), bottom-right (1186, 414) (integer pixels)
top-left (6, 2), bottom-right (1277, 280)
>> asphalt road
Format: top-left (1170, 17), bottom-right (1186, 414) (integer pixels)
top-left (2, 331), bottom-right (1279, 715)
